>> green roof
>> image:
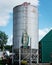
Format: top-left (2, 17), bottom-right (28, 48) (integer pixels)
top-left (40, 30), bottom-right (52, 42)
top-left (39, 30), bottom-right (52, 63)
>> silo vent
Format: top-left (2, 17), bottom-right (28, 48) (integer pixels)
top-left (22, 2), bottom-right (30, 6)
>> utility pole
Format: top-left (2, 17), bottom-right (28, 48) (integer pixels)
top-left (19, 40), bottom-right (21, 65)
top-left (30, 38), bottom-right (32, 65)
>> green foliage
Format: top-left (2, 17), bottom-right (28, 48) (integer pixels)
top-left (0, 31), bottom-right (8, 51)
top-left (0, 59), bottom-right (3, 65)
top-left (5, 45), bottom-right (12, 52)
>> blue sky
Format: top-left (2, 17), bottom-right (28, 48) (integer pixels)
top-left (0, 0), bottom-right (52, 45)
top-left (39, 0), bottom-right (52, 29)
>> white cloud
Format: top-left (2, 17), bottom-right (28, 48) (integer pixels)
top-left (0, 16), bottom-right (9, 26)
top-left (0, 0), bottom-right (39, 26)
top-left (39, 28), bottom-right (52, 41)
top-left (7, 35), bottom-right (13, 45)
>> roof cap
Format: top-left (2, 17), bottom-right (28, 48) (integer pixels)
top-left (22, 2), bottom-right (30, 6)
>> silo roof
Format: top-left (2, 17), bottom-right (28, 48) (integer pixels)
top-left (13, 2), bottom-right (37, 10)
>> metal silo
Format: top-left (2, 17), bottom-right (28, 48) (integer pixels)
top-left (13, 2), bottom-right (38, 64)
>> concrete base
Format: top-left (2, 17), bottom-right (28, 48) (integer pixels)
top-left (27, 63), bottom-right (50, 65)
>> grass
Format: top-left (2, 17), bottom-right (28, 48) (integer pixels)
top-left (0, 59), bottom-right (2, 65)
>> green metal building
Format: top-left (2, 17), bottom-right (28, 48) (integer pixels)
top-left (39, 30), bottom-right (52, 63)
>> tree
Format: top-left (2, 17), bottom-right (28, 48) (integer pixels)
top-left (0, 31), bottom-right (8, 51)
top-left (5, 45), bottom-right (12, 52)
